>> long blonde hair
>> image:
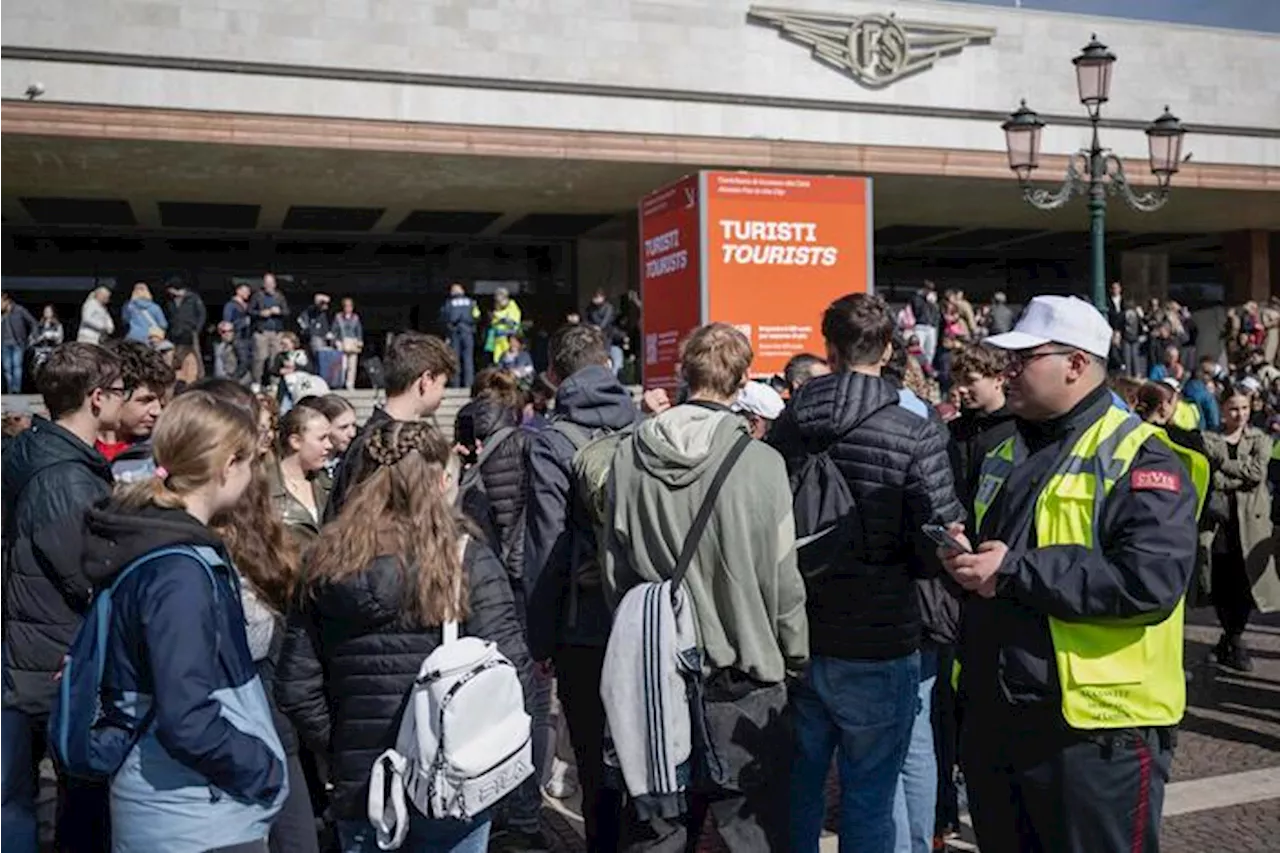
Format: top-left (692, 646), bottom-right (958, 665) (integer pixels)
top-left (305, 421), bottom-right (465, 625)
top-left (116, 390), bottom-right (257, 512)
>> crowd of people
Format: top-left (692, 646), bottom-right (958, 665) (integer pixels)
top-left (0, 285), bottom-right (1276, 853)
top-left (2, 278), bottom-right (643, 411)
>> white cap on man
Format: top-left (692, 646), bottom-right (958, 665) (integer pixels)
top-left (984, 295), bottom-right (1112, 359)
top-left (731, 381), bottom-right (786, 421)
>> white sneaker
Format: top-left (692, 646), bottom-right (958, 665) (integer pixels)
top-left (542, 756), bottom-right (579, 800)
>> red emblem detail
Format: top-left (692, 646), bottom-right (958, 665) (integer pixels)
top-left (1131, 469), bottom-right (1179, 493)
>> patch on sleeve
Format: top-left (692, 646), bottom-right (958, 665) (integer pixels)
top-left (1131, 469), bottom-right (1180, 493)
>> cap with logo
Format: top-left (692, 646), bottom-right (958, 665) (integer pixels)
top-left (731, 381), bottom-right (786, 420)
top-left (984, 295), bottom-right (1112, 359)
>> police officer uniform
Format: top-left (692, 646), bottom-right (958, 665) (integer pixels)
top-left (440, 287), bottom-right (480, 388)
top-left (954, 297), bottom-right (1208, 853)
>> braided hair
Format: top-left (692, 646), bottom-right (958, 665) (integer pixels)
top-left (305, 419), bottom-right (466, 625)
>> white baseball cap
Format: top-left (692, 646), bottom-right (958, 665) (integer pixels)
top-left (985, 295), bottom-right (1112, 359)
top-left (731, 381), bottom-right (785, 420)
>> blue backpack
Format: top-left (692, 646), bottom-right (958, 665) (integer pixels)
top-left (50, 544), bottom-right (227, 780)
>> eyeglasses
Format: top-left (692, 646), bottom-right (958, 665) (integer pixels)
top-left (1004, 349), bottom-right (1076, 376)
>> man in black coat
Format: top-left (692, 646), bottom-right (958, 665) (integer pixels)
top-left (769, 293), bottom-right (963, 852)
top-left (165, 276), bottom-right (207, 354)
top-left (523, 324), bottom-right (637, 853)
top-left (2, 342), bottom-right (125, 853)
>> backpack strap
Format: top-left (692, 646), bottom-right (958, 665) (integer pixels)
top-left (551, 420), bottom-right (593, 451)
top-left (442, 535), bottom-right (471, 646)
top-left (669, 434), bottom-right (752, 602)
top-left (90, 545), bottom-right (227, 720)
top-left (473, 426), bottom-right (516, 470)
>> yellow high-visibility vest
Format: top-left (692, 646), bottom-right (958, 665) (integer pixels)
top-left (1171, 399), bottom-right (1202, 432)
top-left (969, 405), bottom-right (1208, 729)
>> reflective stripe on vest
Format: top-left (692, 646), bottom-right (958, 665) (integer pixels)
top-left (971, 404), bottom-right (1208, 729)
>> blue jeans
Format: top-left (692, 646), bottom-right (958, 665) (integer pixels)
top-left (337, 814), bottom-right (490, 853)
top-left (790, 653), bottom-right (920, 853)
top-left (2, 345), bottom-right (23, 393)
top-left (1, 709), bottom-right (37, 853)
top-left (893, 650), bottom-right (938, 853)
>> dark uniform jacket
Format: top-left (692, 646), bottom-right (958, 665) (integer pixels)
top-left (959, 384), bottom-right (1199, 727)
top-left (2, 418), bottom-right (114, 715)
top-left (769, 371), bottom-right (964, 661)
top-left (439, 295), bottom-right (478, 333)
top-left (275, 538), bottom-right (532, 820)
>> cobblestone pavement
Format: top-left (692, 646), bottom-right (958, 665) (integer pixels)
top-left (537, 609), bottom-right (1280, 852)
top-left (1161, 609), bottom-right (1280, 853)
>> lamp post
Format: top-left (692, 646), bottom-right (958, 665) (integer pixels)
top-left (1001, 35), bottom-right (1187, 311)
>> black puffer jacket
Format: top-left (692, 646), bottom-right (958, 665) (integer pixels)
top-left (769, 371), bottom-right (964, 661)
top-left (275, 536), bottom-right (532, 820)
top-left (455, 397), bottom-right (529, 581)
top-left (2, 417), bottom-right (114, 715)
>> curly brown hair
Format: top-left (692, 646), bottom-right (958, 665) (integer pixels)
top-left (305, 420), bottom-right (465, 626)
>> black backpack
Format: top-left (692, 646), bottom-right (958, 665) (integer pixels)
top-left (790, 409), bottom-right (884, 582)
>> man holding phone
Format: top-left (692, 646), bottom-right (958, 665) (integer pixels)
top-left (940, 296), bottom-right (1207, 853)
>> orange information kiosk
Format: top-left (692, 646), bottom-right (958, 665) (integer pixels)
top-left (639, 171), bottom-right (873, 389)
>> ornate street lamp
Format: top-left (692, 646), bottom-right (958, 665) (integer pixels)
top-left (1001, 35), bottom-right (1187, 310)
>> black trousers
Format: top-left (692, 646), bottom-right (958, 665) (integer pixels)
top-left (1212, 548), bottom-right (1256, 639)
top-left (961, 721), bottom-right (1173, 853)
top-left (1, 709), bottom-right (110, 853)
top-left (555, 644), bottom-right (623, 853)
top-left (620, 783), bottom-right (788, 853)
top-left (932, 646), bottom-right (960, 832)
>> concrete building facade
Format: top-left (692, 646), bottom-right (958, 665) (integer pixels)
top-left (2, 0), bottom-right (1277, 334)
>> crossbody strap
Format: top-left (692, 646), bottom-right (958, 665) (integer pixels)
top-left (669, 433), bottom-right (753, 602)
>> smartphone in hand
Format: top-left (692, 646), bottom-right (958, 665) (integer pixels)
top-left (922, 524), bottom-right (972, 554)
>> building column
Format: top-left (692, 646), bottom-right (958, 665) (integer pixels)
top-left (1222, 230), bottom-right (1273, 304)
top-left (1120, 251), bottom-right (1169, 304)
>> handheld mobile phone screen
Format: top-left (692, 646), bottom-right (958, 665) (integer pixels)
top-left (922, 524), bottom-right (972, 554)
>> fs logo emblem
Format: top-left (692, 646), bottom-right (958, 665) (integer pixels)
top-left (748, 7), bottom-right (996, 87)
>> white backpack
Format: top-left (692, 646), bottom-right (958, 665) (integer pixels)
top-left (367, 537), bottom-right (532, 849)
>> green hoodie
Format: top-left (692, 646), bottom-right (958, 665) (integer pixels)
top-left (603, 403), bottom-right (808, 683)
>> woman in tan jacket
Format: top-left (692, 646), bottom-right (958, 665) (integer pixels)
top-left (1203, 388), bottom-right (1278, 671)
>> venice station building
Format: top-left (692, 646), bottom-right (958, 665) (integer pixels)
top-left (2, 0), bottom-right (1277, 343)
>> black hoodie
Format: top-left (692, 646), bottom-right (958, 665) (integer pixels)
top-left (949, 405), bottom-right (1019, 511)
top-left (769, 371), bottom-right (964, 660)
top-left (523, 364), bottom-right (638, 659)
top-left (2, 417), bottom-right (114, 715)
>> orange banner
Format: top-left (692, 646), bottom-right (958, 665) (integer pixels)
top-left (639, 174), bottom-right (702, 390)
top-left (703, 171), bottom-right (872, 378)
